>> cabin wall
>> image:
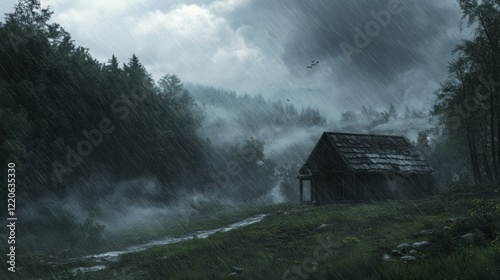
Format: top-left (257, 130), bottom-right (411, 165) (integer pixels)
top-left (311, 175), bottom-right (332, 202)
top-left (354, 174), bottom-right (392, 200)
top-left (395, 174), bottom-right (436, 198)
top-left (358, 173), bottom-right (436, 200)
top-left (310, 173), bottom-right (354, 202)
top-left (308, 172), bottom-right (435, 203)
top-left (332, 174), bottom-right (348, 200)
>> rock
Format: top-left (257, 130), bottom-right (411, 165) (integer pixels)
top-left (231, 267), bottom-right (244, 274)
top-left (390, 243), bottom-right (412, 256)
top-left (413, 230), bottom-right (434, 237)
top-left (445, 218), bottom-right (454, 223)
top-left (391, 250), bottom-right (403, 257)
top-left (382, 253), bottom-right (394, 262)
top-left (412, 241), bottom-right (432, 251)
top-left (395, 243), bottom-right (412, 254)
top-left (445, 217), bottom-right (467, 224)
top-left (460, 229), bottom-right (485, 242)
top-left (315, 224), bottom-right (335, 232)
top-left (409, 249), bottom-right (417, 256)
top-left (400, 255), bottom-right (417, 261)
top-left (460, 233), bottom-right (475, 239)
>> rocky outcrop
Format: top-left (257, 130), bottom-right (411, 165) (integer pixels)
top-left (384, 241), bottom-right (432, 262)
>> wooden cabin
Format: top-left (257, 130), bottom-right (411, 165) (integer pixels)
top-left (298, 132), bottom-right (435, 202)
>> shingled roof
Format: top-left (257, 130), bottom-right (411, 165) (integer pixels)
top-left (304, 132), bottom-right (433, 175)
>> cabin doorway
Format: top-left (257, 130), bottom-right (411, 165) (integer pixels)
top-left (299, 179), bottom-right (312, 202)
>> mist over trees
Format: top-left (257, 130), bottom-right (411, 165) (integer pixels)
top-left (1, 0), bottom-right (499, 258)
top-left (0, 0), bottom-right (329, 252)
top-left (185, 84), bottom-right (330, 202)
top-left (0, 0), bottom-right (215, 251)
top-left (0, 1), bottom-right (209, 202)
top-left (338, 103), bottom-right (431, 144)
top-left (340, 104), bottom-right (425, 127)
top-left (187, 84), bottom-right (326, 137)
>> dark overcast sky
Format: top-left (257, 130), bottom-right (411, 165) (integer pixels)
top-left (1, 0), bottom-right (472, 119)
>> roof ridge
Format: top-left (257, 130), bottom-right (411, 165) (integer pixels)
top-left (324, 131), bottom-right (406, 139)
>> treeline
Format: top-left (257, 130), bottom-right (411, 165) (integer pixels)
top-left (0, 1), bottom-right (206, 200)
top-left (187, 84), bottom-right (327, 129)
top-left (0, 0), bottom-right (329, 205)
top-left (0, 0), bottom-right (338, 254)
top-left (186, 85), bottom-right (329, 201)
top-left (431, 0), bottom-right (500, 187)
top-left (340, 104), bottom-right (425, 125)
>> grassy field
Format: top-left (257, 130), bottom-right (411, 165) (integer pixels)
top-left (10, 194), bottom-right (500, 279)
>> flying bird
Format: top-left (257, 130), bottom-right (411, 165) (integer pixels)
top-left (307, 60), bottom-right (319, 69)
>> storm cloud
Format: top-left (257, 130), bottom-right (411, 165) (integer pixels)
top-left (236, 0), bottom-right (468, 111)
top-left (0, 0), bottom-right (471, 116)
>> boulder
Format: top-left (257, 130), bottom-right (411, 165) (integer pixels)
top-left (231, 267), bottom-right (244, 274)
top-left (395, 243), bottom-right (412, 254)
top-left (412, 241), bottom-right (432, 251)
top-left (460, 229), bottom-right (484, 238)
top-left (460, 233), bottom-right (475, 240)
top-left (315, 224), bottom-right (336, 232)
top-left (460, 229), bottom-right (485, 243)
top-left (445, 217), bottom-right (468, 224)
top-left (391, 250), bottom-right (403, 257)
top-left (413, 230), bottom-right (434, 237)
top-left (382, 253), bottom-right (394, 262)
top-left (400, 255), bottom-right (417, 261)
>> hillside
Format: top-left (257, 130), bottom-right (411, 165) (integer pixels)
top-left (13, 194), bottom-right (500, 280)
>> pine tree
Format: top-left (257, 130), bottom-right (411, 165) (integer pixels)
top-left (388, 103), bottom-right (398, 120)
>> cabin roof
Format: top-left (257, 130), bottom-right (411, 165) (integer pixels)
top-left (302, 132), bottom-right (433, 175)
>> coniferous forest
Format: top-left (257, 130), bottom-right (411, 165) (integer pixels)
top-left (1, 0), bottom-right (500, 279)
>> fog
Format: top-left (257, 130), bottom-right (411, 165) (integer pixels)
top-left (11, 80), bottom-right (437, 255)
top-left (3, 1), bottom-right (497, 279)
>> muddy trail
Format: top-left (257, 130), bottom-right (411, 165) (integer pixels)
top-left (49, 214), bottom-right (268, 275)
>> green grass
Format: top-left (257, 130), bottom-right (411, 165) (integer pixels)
top-left (11, 195), bottom-right (500, 279)
top-left (99, 203), bottom-right (293, 251)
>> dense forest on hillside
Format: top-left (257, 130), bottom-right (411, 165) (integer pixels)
top-left (0, 0), bottom-right (499, 262)
top-left (0, 0), bottom-right (207, 201)
top-left (188, 84), bottom-right (326, 132)
top-left (0, 0), bottom-right (330, 252)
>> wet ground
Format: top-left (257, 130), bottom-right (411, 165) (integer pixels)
top-left (49, 214), bottom-right (267, 275)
